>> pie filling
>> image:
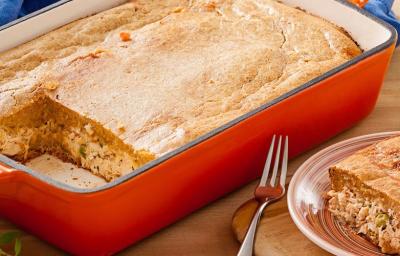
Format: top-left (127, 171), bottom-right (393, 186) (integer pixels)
top-left (0, 96), bottom-right (154, 181)
top-left (328, 187), bottom-right (400, 254)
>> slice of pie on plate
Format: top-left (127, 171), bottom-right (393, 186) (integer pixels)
top-left (328, 135), bottom-right (400, 254)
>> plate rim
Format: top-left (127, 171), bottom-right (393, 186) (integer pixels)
top-left (287, 131), bottom-right (400, 256)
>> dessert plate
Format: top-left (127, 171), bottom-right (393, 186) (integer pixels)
top-left (287, 131), bottom-right (400, 256)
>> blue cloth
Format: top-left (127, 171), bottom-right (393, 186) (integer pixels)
top-left (365, 0), bottom-right (400, 46)
top-left (0, 0), bottom-right (59, 26)
top-left (0, 0), bottom-right (398, 46)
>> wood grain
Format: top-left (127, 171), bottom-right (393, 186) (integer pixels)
top-left (1, 3), bottom-right (399, 255)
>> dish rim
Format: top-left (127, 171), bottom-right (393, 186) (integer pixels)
top-left (0, 0), bottom-right (397, 194)
top-left (287, 131), bottom-right (400, 256)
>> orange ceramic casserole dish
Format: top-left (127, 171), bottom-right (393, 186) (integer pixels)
top-left (0, 0), bottom-right (397, 255)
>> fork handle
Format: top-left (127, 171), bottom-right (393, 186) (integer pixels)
top-left (237, 200), bottom-right (270, 256)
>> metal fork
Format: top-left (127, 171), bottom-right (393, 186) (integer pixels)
top-left (237, 135), bottom-right (289, 256)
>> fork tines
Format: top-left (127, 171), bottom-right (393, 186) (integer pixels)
top-left (259, 135), bottom-right (288, 188)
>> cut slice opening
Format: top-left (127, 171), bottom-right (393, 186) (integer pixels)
top-left (0, 95), bottom-right (154, 181)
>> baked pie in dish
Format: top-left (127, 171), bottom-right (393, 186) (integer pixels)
top-left (0, 0), bottom-right (361, 181)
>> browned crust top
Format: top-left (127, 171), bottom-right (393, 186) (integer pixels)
top-left (0, 0), bottom-right (361, 156)
top-left (330, 136), bottom-right (400, 209)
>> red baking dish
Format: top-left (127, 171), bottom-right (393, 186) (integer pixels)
top-left (0, 0), bottom-right (397, 255)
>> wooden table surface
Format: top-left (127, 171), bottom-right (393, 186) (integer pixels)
top-left (1, 3), bottom-right (399, 255)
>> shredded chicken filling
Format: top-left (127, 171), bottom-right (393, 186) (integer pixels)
top-left (0, 99), bottom-right (154, 181)
top-left (328, 187), bottom-right (400, 254)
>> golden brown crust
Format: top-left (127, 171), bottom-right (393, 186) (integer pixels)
top-left (1, 0), bottom-right (361, 159)
top-left (329, 136), bottom-right (400, 211)
top-left (0, 1), bottom-right (188, 84)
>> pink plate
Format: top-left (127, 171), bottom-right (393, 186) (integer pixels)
top-left (287, 131), bottom-right (400, 256)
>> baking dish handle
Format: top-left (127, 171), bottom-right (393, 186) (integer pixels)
top-left (348, 0), bottom-right (368, 8)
